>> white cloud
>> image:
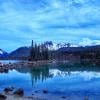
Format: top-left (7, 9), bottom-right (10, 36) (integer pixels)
top-left (79, 38), bottom-right (100, 46)
top-left (0, 0), bottom-right (100, 51)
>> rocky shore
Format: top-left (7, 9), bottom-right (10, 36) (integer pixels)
top-left (0, 60), bottom-right (53, 73)
top-left (0, 86), bottom-right (90, 100)
top-left (0, 87), bottom-right (46, 100)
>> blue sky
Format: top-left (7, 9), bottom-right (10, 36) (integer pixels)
top-left (0, 0), bottom-right (100, 52)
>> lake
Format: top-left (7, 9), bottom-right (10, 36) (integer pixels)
top-left (0, 62), bottom-right (100, 100)
top-left (0, 60), bottom-right (21, 64)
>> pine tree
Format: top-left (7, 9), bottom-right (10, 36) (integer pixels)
top-left (29, 40), bottom-right (50, 61)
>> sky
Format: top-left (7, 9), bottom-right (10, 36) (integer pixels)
top-left (0, 0), bottom-right (100, 52)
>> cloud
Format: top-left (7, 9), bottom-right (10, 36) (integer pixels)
top-left (79, 38), bottom-right (100, 46)
top-left (0, 0), bottom-right (100, 51)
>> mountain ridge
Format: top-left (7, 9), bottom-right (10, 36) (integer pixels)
top-left (0, 45), bottom-right (100, 59)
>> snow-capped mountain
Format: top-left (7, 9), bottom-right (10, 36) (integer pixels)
top-left (0, 49), bottom-right (8, 57)
top-left (0, 50), bottom-right (3, 54)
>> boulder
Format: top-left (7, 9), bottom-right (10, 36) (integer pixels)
top-left (13, 88), bottom-right (24, 96)
top-left (4, 87), bottom-right (13, 93)
top-left (0, 94), bottom-right (7, 100)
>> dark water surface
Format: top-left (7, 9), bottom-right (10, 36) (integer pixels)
top-left (0, 62), bottom-right (100, 100)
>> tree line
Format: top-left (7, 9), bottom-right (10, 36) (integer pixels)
top-left (29, 40), bottom-right (52, 61)
top-left (29, 40), bottom-right (100, 64)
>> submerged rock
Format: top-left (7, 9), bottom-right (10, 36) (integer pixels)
top-left (13, 88), bottom-right (24, 96)
top-left (43, 90), bottom-right (48, 94)
top-left (0, 93), bottom-right (7, 100)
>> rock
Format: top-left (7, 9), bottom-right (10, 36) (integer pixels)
top-left (0, 62), bottom-right (3, 67)
top-left (13, 88), bottom-right (24, 96)
top-left (4, 69), bottom-right (8, 73)
top-left (9, 62), bottom-right (11, 64)
top-left (61, 96), bottom-right (66, 99)
top-left (43, 90), bottom-right (48, 94)
top-left (4, 87), bottom-right (14, 93)
top-left (0, 94), bottom-right (7, 100)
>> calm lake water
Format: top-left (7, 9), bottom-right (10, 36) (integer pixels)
top-left (0, 61), bottom-right (100, 100)
top-left (0, 60), bottom-right (22, 64)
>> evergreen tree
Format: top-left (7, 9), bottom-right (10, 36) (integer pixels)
top-left (30, 40), bottom-right (50, 61)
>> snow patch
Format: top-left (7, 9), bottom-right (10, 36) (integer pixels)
top-left (0, 50), bottom-right (3, 54)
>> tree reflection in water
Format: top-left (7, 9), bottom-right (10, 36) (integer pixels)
top-left (30, 65), bottom-right (49, 86)
top-left (17, 63), bottom-right (100, 87)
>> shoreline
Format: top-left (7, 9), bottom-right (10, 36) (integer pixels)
top-left (0, 60), bottom-right (99, 73)
top-left (0, 60), bottom-right (71, 72)
top-left (0, 87), bottom-right (92, 100)
top-left (0, 92), bottom-right (45, 100)
top-left (0, 60), bottom-right (53, 72)
top-left (0, 89), bottom-right (94, 100)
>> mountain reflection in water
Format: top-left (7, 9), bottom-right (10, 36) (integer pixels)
top-left (0, 63), bottom-right (100, 98)
top-left (16, 63), bottom-right (100, 86)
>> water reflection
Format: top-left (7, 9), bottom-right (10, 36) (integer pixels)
top-left (30, 66), bottom-right (49, 86)
top-left (0, 63), bottom-right (100, 96)
top-left (16, 63), bottom-right (100, 85)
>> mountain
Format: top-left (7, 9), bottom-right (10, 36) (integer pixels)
top-left (58, 45), bottom-right (100, 53)
top-left (1, 45), bottom-right (99, 60)
top-left (8, 47), bottom-right (31, 59)
top-left (0, 49), bottom-right (8, 58)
